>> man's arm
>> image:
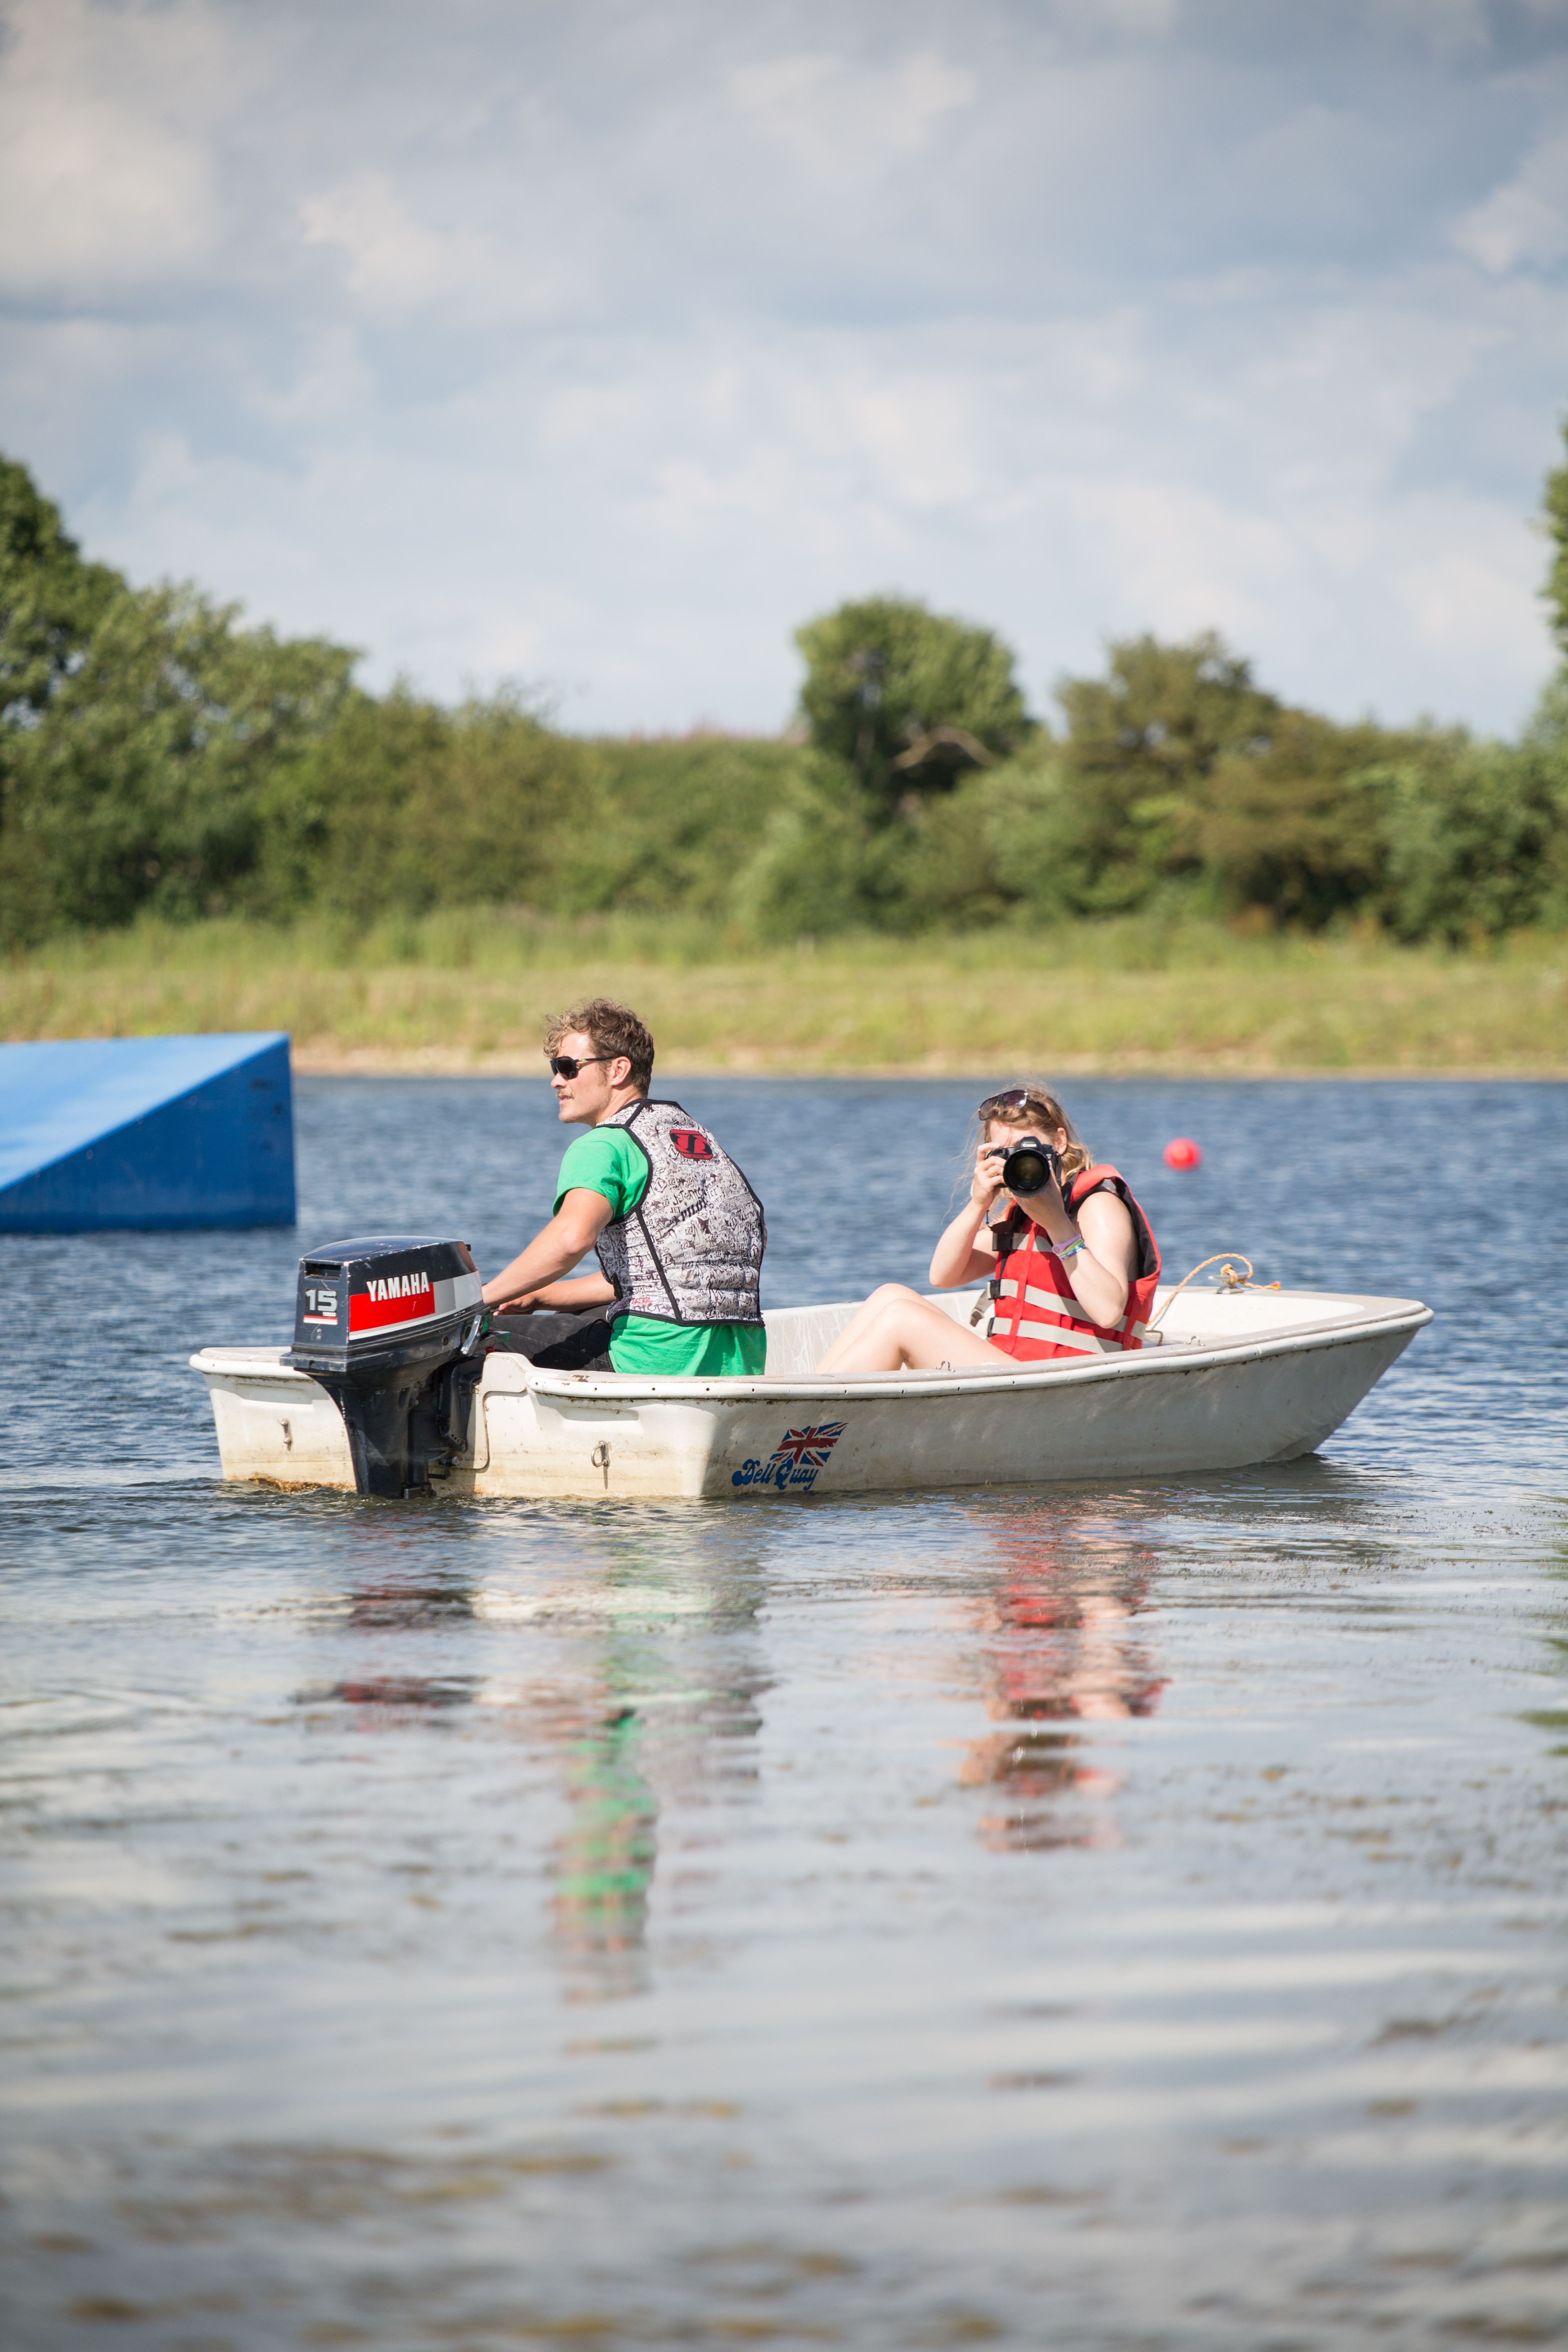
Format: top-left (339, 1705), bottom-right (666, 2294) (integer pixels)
top-left (497, 1272), bottom-right (617, 1315)
top-left (481, 1189), bottom-right (617, 1310)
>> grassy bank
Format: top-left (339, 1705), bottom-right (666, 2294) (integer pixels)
top-left (4, 913), bottom-right (1566, 1075)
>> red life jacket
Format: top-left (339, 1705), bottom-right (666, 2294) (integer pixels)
top-left (988, 1163), bottom-right (1161, 1364)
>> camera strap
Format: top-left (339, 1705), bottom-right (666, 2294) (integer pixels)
top-left (987, 1207), bottom-right (1024, 1296)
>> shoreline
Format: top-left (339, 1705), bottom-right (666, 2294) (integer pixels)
top-left (288, 1047), bottom-right (1568, 1080)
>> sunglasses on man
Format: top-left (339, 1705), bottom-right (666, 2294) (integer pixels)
top-left (549, 1053), bottom-right (619, 1079)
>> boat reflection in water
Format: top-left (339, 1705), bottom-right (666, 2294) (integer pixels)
top-left (299, 1529), bottom-right (770, 2007)
top-left (314, 1655), bottom-right (661, 2002)
top-left (959, 1528), bottom-right (1167, 1852)
top-left (546, 1690), bottom-right (659, 2004)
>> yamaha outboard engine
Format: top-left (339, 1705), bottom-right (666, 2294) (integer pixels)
top-left (285, 1236), bottom-right (485, 1497)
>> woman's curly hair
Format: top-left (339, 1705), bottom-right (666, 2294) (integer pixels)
top-left (976, 1084), bottom-right (1092, 1180)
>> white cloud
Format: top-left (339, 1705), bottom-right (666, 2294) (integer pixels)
top-left (0, 0), bottom-right (244, 296)
top-left (726, 47), bottom-right (978, 187)
top-left (0, 0), bottom-right (1563, 739)
top-left (300, 173), bottom-right (465, 314)
top-left (1094, 0), bottom-right (1181, 32)
top-left (1452, 135), bottom-right (1568, 272)
top-left (297, 169), bottom-right (562, 322)
top-left (1392, 521), bottom-right (1543, 685)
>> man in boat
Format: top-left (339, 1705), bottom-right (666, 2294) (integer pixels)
top-left (480, 998), bottom-right (768, 1376)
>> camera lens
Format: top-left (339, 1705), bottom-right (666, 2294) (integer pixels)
top-left (1002, 1145), bottom-right (1054, 1195)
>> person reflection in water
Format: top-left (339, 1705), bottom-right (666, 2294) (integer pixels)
top-left (553, 1697), bottom-right (658, 2005)
top-left (816, 1085), bottom-right (1160, 1375)
top-left (541, 1543), bottom-right (770, 2005)
top-left (960, 1530), bottom-right (1168, 1853)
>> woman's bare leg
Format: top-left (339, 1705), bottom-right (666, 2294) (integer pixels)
top-left (815, 1285), bottom-right (922, 1372)
top-left (816, 1284), bottom-right (1013, 1376)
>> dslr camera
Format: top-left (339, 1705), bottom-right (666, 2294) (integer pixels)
top-left (987, 1137), bottom-right (1061, 1197)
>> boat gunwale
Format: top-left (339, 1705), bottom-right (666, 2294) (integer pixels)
top-left (189, 1296), bottom-right (1433, 1406)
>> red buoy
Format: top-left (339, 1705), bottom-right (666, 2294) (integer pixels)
top-left (1163, 1137), bottom-right (1202, 1171)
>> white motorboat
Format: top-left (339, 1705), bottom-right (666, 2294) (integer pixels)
top-left (190, 1281), bottom-right (1431, 1501)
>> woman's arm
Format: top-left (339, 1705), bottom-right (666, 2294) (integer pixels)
top-left (928, 1203), bottom-right (996, 1288)
top-left (929, 1145), bottom-right (1009, 1287)
top-left (1031, 1186), bottom-right (1138, 1328)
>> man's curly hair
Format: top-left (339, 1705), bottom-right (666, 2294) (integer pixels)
top-left (544, 999), bottom-right (654, 1094)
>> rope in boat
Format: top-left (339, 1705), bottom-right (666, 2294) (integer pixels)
top-left (970, 1248), bottom-right (1280, 1332)
top-left (1147, 1254), bottom-right (1281, 1330)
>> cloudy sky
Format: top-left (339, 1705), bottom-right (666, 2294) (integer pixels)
top-left (3, 0), bottom-right (1567, 736)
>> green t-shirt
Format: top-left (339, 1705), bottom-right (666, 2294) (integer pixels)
top-left (555, 1124), bottom-right (768, 1378)
top-left (555, 1125), bottom-right (650, 1223)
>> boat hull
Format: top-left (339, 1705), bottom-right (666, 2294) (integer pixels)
top-left (191, 1288), bottom-right (1432, 1501)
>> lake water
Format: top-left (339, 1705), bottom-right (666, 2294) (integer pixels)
top-left (2, 1077), bottom-right (1566, 2351)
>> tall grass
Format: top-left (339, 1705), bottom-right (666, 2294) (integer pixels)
top-left (4, 911), bottom-right (1566, 1073)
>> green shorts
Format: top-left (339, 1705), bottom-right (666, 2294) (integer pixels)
top-left (606, 1316), bottom-right (767, 1378)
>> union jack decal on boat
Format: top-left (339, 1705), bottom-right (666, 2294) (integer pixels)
top-left (731, 1421), bottom-right (846, 1492)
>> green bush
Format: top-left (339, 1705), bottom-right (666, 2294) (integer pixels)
top-left (559, 735), bottom-right (808, 921)
top-left (1364, 728), bottom-right (1568, 943)
top-left (0, 455), bottom-right (123, 718)
top-left (728, 753), bottom-right (874, 942)
top-left (0, 582), bottom-right (353, 942)
top-left (793, 592), bottom-right (1033, 817)
top-left (4, 446), bottom-right (1568, 956)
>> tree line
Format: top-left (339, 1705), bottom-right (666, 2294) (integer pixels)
top-left (3, 446), bottom-right (1566, 950)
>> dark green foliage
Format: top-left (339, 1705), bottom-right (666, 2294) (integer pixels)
top-left (1047, 632), bottom-right (1286, 914)
top-left (1543, 416), bottom-right (1568, 659)
top-left (247, 684), bottom-right (454, 922)
top-left (946, 633), bottom-right (1564, 940)
top-left (767, 592), bottom-right (1039, 939)
top-left (1365, 729), bottom-right (1568, 943)
top-left (258, 694), bottom-right (812, 933)
top-left (1184, 712), bottom-right (1396, 926)
top-left (922, 635), bottom-right (1393, 927)
top-left (1056, 630), bottom-right (1278, 790)
top-left (0, 577), bottom-right (355, 944)
top-left (258, 685), bottom-right (604, 926)
top-left (559, 735), bottom-right (807, 922)
top-left (793, 594), bottom-right (1032, 815)
top-left (0, 434), bottom-right (835, 939)
top-left (0, 456), bottom-right (124, 720)
top-left (728, 753), bottom-right (881, 942)
top-left (2, 447), bottom-right (1566, 954)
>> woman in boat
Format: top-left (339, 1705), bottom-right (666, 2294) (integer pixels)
top-left (815, 1085), bottom-right (1160, 1376)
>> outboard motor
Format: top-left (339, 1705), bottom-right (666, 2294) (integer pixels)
top-left (285, 1236), bottom-right (485, 1497)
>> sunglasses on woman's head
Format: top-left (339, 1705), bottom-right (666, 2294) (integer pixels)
top-left (549, 1053), bottom-right (617, 1079)
top-left (978, 1089), bottom-right (1032, 1117)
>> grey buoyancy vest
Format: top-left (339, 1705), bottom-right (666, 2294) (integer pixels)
top-left (593, 1099), bottom-right (766, 1328)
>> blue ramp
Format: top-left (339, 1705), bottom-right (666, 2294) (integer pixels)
top-left (0, 1033), bottom-right (296, 1232)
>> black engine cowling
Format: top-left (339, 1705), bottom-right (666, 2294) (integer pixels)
top-left (284, 1235), bottom-right (485, 1497)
